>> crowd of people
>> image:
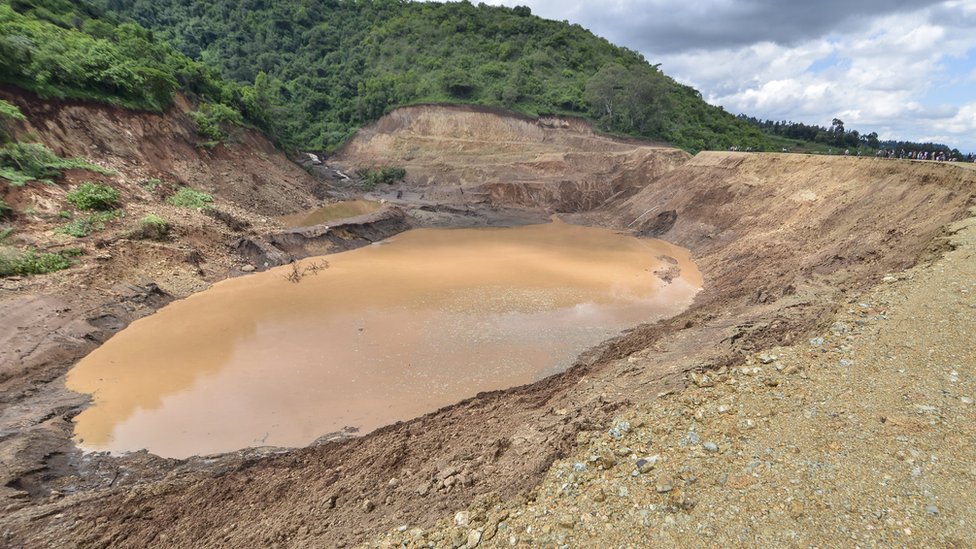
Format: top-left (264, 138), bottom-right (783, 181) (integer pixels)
top-left (876, 149), bottom-right (974, 162)
top-left (726, 145), bottom-right (975, 162)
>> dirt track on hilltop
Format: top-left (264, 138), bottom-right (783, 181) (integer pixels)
top-left (2, 102), bottom-right (975, 548)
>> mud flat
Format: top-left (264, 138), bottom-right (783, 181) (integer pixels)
top-left (1, 102), bottom-right (975, 548)
top-left (278, 200), bottom-right (383, 228)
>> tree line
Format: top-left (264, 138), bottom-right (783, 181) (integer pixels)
top-left (738, 115), bottom-right (962, 158)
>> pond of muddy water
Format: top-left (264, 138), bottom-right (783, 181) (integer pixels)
top-left (67, 220), bottom-right (701, 458)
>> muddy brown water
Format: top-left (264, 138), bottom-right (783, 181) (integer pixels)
top-left (67, 220), bottom-right (701, 458)
top-left (278, 199), bottom-right (382, 228)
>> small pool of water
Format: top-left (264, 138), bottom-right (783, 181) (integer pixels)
top-left (279, 200), bottom-right (382, 228)
top-left (67, 220), bottom-right (702, 458)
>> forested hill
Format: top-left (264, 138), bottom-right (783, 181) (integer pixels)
top-left (0, 0), bottom-right (228, 112)
top-left (95, 0), bottom-right (771, 152)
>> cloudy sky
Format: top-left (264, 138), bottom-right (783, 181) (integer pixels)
top-left (479, 0), bottom-right (976, 152)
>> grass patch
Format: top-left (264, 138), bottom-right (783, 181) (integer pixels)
top-left (140, 178), bottom-right (164, 191)
top-left (0, 197), bottom-right (11, 218)
top-left (0, 99), bottom-right (25, 123)
top-left (167, 187), bottom-right (213, 209)
top-left (355, 166), bottom-right (406, 191)
top-left (0, 227), bottom-right (12, 242)
top-left (57, 218), bottom-right (94, 238)
top-left (130, 214), bottom-right (170, 240)
top-left (0, 142), bottom-right (114, 186)
top-left (56, 210), bottom-right (122, 238)
top-left (188, 103), bottom-right (243, 143)
top-left (66, 182), bottom-right (121, 211)
top-left (0, 99), bottom-right (25, 143)
top-left (0, 166), bottom-right (38, 186)
top-left (0, 247), bottom-right (75, 277)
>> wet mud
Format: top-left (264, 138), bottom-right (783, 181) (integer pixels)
top-left (278, 200), bottom-right (383, 228)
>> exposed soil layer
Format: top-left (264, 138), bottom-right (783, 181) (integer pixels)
top-left (1, 100), bottom-right (975, 548)
top-left (380, 207), bottom-right (976, 548)
top-left (333, 104), bottom-right (690, 212)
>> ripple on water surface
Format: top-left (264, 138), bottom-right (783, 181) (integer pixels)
top-left (67, 219), bottom-right (702, 458)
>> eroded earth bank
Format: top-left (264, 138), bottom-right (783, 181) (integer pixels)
top-left (1, 99), bottom-right (974, 548)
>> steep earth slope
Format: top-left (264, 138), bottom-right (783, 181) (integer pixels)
top-left (1, 104), bottom-right (974, 548)
top-left (4, 88), bottom-right (321, 216)
top-left (608, 152), bottom-right (975, 305)
top-left (387, 168), bottom-right (976, 548)
top-left (0, 87), bottom-right (325, 505)
top-left (333, 104), bottom-right (689, 211)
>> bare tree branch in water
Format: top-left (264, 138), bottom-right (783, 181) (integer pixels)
top-left (285, 259), bottom-right (330, 283)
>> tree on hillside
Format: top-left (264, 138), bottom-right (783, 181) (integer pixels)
top-left (585, 63), bottom-right (668, 136)
top-left (831, 118), bottom-right (845, 146)
top-left (584, 63), bottom-right (627, 127)
top-left (864, 131), bottom-right (879, 148)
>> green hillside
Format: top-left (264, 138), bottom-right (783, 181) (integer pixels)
top-left (0, 0), bottom-right (230, 111)
top-left (95, 0), bottom-right (771, 152)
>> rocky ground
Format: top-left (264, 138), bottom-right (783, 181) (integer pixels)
top-left (371, 208), bottom-right (976, 548)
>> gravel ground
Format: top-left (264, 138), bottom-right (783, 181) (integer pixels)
top-left (368, 209), bottom-right (976, 548)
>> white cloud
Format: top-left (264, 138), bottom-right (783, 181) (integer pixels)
top-left (931, 103), bottom-right (976, 134)
top-left (652, 3), bottom-right (976, 150)
top-left (474, 0), bottom-right (976, 151)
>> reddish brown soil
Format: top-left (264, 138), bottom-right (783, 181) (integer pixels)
top-left (1, 100), bottom-right (974, 548)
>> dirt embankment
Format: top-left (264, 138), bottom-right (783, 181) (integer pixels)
top-left (333, 104), bottom-right (689, 212)
top-left (607, 151), bottom-right (976, 307)
top-left (1, 102), bottom-right (975, 548)
top-left (0, 89), bottom-right (326, 508)
top-left (394, 209), bottom-right (976, 548)
top-left (2, 87), bottom-right (322, 216)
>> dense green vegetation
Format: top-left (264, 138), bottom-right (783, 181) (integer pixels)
top-left (1, 0), bottom-right (959, 155)
top-left (0, 0), bottom-right (256, 145)
top-left (96, 0), bottom-right (771, 152)
top-left (0, 0), bottom-right (229, 111)
top-left (356, 166), bottom-right (406, 190)
top-left (0, 0), bottom-right (185, 111)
